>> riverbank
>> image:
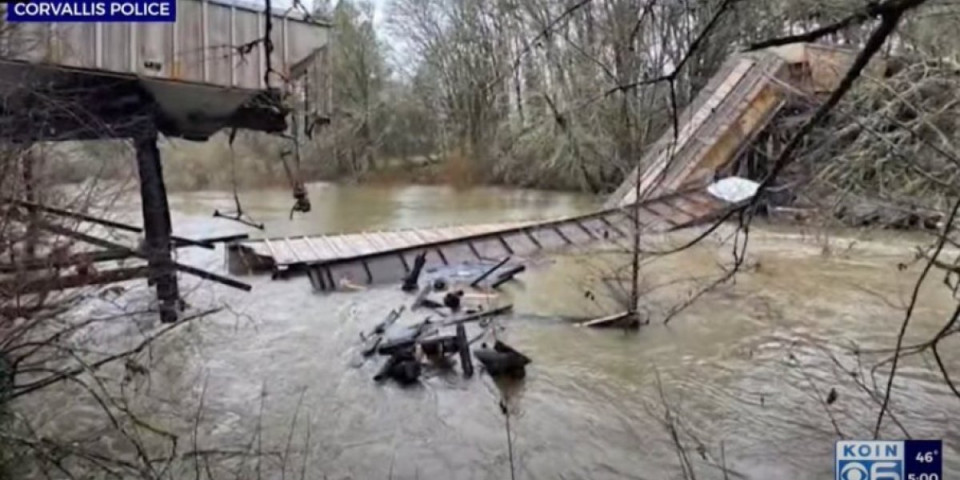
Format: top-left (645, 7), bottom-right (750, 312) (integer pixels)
top-left (355, 157), bottom-right (467, 187)
top-left (158, 150), bottom-right (602, 197)
top-left (43, 134), bottom-right (950, 233)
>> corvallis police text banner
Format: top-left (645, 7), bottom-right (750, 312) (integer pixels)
top-left (6, 0), bottom-right (176, 22)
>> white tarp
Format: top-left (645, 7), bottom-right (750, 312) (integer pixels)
top-left (707, 176), bottom-right (759, 203)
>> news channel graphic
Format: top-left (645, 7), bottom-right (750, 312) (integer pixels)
top-left (5, 0), bottom-right (176, 22)
top-left (836, 440), bottom-right (943, 480)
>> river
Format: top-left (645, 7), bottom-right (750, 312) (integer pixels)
top-left (14, 181), bottom-right (960, 479)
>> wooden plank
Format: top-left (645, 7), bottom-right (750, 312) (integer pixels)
top-left (283, 237), bottom-right (302, 263)
top-left (655, 71), bottom-right (784, 198)
top-left (684, 90), bottom-right (785, 185)
top-left (613, 57), bottom-right (761, 206)
top-left (262, 238), bottom-right (281, 263)
top-left (671, 56), bottom-right (741, 128)
top-left (310, 236), bottom-right (334, 259)
top-left (301, 236), bottom-right (324, 259)
top-left (361, 232), bottom-right (383, 252)
top-left (655, 68), bottom-right (772, 195)
top-left (396, 230), bottom-right (423, 248)
top-left (575, 311), bottom-right (634, 328)
top-left (379, 230), bottom-right (404, 249)
top-left (409, 229), bottom-right (431, 245)
top-left (382, 231), bottom-right (409, 250)
top-left (326, 235), bottom-right (350, 257)
top-left (232, 221), bottom-right (539, 267)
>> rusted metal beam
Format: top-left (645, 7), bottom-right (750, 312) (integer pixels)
top-left (32, 217), bottom-right (252, 293)
top-left (470, 256), bottom-right (511, 288)
top-left (197, 233), bottom-right (250, 245)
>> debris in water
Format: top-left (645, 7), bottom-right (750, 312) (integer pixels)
top-left (474, 340), bottom-right (531, 378)
top-left (491, 264), bottom-right (526, 289)
top-left (362, 279), bottom-right (519, 385)
top-left (411, 284), bottom-right (433, 310)
top-left (374, 352), bottom-right (422, 385)
top-left (575, 311), bottom-right (638, 329)
top-left (361, 306), bottom-right (405, 357)
top-left (338, 276), bottom-right (367, 291)
top-left (457, 323), bottom-right (473, 377)
top-left (443, 290), bottom-right (464, 311)
top-left (402, 251), bottom-right (428, 292)
top-left (470, 256), bottom-right (511, 287)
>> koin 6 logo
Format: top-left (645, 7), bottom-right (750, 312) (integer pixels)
top-left (839, 461), bottom-right (902, 480)
top-left (836, 441), bottom-right (904, 480)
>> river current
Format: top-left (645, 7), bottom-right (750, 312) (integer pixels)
top-left (13, 181), bottom-right (960, 479)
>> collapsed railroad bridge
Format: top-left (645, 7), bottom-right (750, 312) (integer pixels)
top-left (228, 43), bottom-right (871, 290)
top-left (0, 31), bottom-right (873, 322)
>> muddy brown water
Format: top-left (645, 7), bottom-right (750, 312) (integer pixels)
top-left (14, 182), bottom-right (960, 479)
